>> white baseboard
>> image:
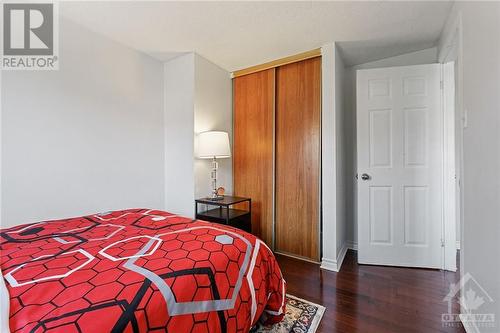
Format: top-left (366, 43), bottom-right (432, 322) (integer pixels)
top-left (320, 243), bottom-right (348, 272)
top-left (320, 257), bottom-right (338, 271)
top-left (346, 241), bottom-right (358, 251)
top-left (456, 240), bottom-right (461, 250)
top-left (336, 244), bottom-right (348, 270)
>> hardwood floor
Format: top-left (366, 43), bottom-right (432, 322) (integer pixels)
top-left (276, 251), bottom-right (465, 333)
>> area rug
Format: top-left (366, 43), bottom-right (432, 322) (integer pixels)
top-left (253, 294), bottom-right (326, 333)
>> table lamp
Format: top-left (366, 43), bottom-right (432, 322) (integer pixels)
top-left (197, 131), bottom-right (231, 200)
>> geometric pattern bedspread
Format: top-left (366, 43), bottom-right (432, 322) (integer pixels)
top-left (0, 209), bottom-right (286, 333)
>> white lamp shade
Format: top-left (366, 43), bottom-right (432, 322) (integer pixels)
top-left (197, 131), bottom-right (231, 158)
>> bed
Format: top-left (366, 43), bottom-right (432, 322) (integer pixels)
top-left (0, 209), bottom-right (286, 332)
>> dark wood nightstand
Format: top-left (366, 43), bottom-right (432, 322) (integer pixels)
top-left (195, 196), bottom-right (251, 233)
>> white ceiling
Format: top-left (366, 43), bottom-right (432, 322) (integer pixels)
top-left (60, 1), bottom-right (453, 71)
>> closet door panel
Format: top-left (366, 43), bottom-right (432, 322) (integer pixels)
top-left (233, 69), bottom-right (274, 246)
top-left (275, 57), bottom-right (321, 261)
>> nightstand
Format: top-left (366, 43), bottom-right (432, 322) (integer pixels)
top-left (195, 196), bottom-right (251, 233)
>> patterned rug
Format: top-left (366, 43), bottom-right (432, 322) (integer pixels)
top-left (253, 294), bottom-right (326, 333)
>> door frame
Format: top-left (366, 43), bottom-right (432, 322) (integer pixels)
top-left (443, 61), bottom-right (458, 272)
top-left (440, 19), bottom-right (464, 273)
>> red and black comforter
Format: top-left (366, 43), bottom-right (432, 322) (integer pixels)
top-left (0, 209), bottom-right (286, 332)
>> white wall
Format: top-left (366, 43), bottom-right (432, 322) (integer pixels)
top-left (164, 53), bottom-right (232, 217)
top-left (194, 55), bottom-right (232, 199)
top-left (320, 43), bottom-right (337, 271)
top-left (2, 21), bottom-right (231, 227)
top-left (335, 46), bottom-right (347, 261)
top-left (439, 3), bottom-right (500, 330)
top-left (1, 18), bottom-right (165, 227)
top-left (353, 47), bottom-right (437, 70)
top-left (164, 53), bottom-right (196, 217)
top-left (321, 43), bottom-right (349, 271)
top-left (343, 47), bottom-right (439, 247)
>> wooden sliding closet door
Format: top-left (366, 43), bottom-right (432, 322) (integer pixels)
top-left (275, 57), bottom-right (321, 261)
top-left (233, 69), bottom-right (274, 246)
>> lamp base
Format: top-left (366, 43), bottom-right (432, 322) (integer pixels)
top-left (207, 157), bottom-right (224, 201)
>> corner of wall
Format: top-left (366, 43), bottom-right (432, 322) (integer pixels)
top-left (345, 46), bottom-right (445, 248)
top-left (163, 53), bottom-right (196, 217)
top-left (163, 53), bottom-right (232, 216)
top-left (320, 240), bottom-right (348, 272)
top-left (334, 44), bottom-right (349, 258)
top-left (437, 3), bottom-right (461, 62)
top-left (320, 43), bottom-right (338, 267)
top-left (193, 54), bottom-right (233, 199)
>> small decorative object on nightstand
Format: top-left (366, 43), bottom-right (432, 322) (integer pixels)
top-left (195, 196), bottom-right (251, 233)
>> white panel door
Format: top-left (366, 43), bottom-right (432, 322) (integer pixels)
top-left (357, 64), bottom-right (443, 269)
